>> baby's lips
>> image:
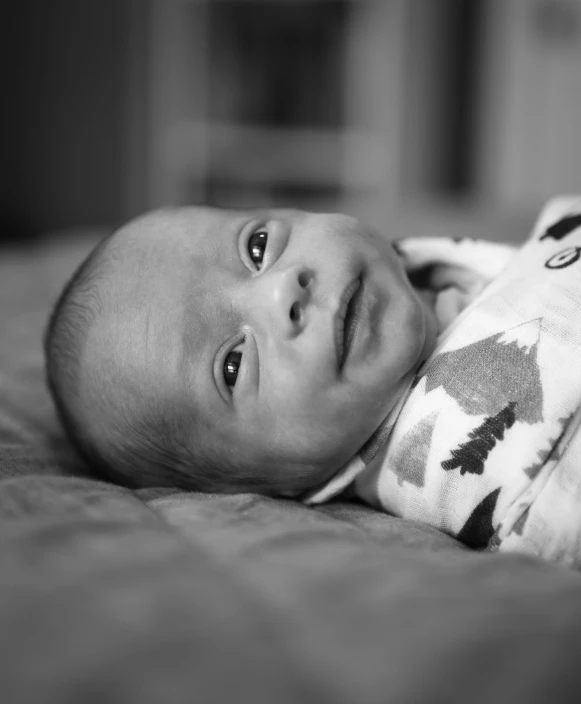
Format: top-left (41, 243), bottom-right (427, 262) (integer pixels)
top-left (334, 276), bottom-right (361, 369)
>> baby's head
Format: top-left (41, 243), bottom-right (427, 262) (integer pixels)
top-left (45, 206), bottom-right (437, 497)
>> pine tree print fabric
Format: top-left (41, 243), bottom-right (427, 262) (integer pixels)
top-left (307, 197), bottom-right (581, 569)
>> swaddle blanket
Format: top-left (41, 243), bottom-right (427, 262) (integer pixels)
top-left (306, 197), bottom-right (581, 568)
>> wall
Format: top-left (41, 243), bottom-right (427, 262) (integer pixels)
top-left (0, 0), bottom-right (135, 239)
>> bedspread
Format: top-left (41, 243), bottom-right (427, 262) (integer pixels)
top-left (3, 231), bottom-right (581, 704)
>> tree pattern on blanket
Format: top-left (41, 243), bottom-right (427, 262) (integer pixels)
top-left (441, 402), bottom-right (516, 476)
top-left (522, 413), bottom-right (573, 480)
top-left (540, 213), bottom-right (581, 241)
top-left (391, 412), bottom-right (438, 487)
top-left (457, 488), bottom-right (501, 548)
top-left (424, 320), bottom-right (544, 422)
top-left (414, 320), bottom-right (544, 478)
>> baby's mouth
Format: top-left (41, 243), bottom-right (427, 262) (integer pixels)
top-left (336, 276), bottom-right (363, 369)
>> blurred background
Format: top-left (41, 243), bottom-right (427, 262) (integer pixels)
top-left (2, 0), bottom-right (581, 244)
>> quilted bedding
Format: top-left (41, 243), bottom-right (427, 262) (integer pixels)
top-left (3, 231), bottom-right (581, 704)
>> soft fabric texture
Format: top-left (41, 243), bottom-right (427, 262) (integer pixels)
top-left (5, 225), bottom-right (581, 703)
top-left (308, 197), bottom-right (581, 570)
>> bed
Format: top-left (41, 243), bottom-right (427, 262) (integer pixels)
top-left (3, 230), bottom-right (581, 704)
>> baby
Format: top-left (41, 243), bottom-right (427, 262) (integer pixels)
top-left (45, 199), bottom-right (581, 568)
top-left (45, 207), bottom-right (444, 498)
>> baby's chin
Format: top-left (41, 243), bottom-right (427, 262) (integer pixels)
top-left (274, 464), bottom-right (343, 499)
top-left (241, 448), bottom-right (351, 499)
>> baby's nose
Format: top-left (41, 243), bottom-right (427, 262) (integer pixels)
top-left (263, 266), bottom-right (313, 336)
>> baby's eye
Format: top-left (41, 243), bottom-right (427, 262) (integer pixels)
top-left (224, 349), bottom-right (242, 388)
top-left (248, 230), bottom-right (268, 269)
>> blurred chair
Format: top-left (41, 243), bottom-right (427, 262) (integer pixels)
top-left (140, 0), bottom-right (581, 237)
top-left (142, 0), bottom-right (408, 226)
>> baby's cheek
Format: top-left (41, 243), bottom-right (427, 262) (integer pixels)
top-left (280, 406), bottom-right (348, 463)
top-left (327, 401), bottom-right (377, 453)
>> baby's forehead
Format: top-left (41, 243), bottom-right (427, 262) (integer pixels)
top-left (105, 204), bottom-right (312, 299)
top-left (101, 206), bottom-right (243, 311)
top-left (125, 205), bottom-right (305, 240)
top-left (106, 209), bottom-right (212, 272)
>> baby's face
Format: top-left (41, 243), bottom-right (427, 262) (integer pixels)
top-left (98, 207), bottom-right (436, 494)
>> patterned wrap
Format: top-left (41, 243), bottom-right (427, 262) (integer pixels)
top-left (305, 197), bottom-right (581, 569)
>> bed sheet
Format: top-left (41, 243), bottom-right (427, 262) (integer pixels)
top-left (2, 233), bottom-right (581, 704)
